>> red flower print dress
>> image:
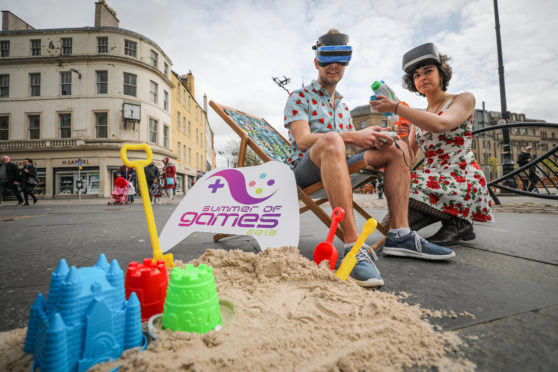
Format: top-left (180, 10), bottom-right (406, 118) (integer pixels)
top-left (410, 98), bottom-right (494, 223)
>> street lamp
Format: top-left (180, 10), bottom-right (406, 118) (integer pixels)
top-left (217, 151), bottom-right (238, 168)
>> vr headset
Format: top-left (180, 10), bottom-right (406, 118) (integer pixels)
top-left (402, 43), bottom-right (440, 73)
top-left (313, 33), bottom-right (352, 67)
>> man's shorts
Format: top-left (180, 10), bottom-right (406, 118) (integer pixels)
top-left (292, 148), bottom-right (365, 189)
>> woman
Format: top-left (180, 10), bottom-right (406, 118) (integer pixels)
top-left (20, 158), bottom-right (38, 206)
top-left (162, 157), bottom-right (176, 203)
top-left (370, 42), bottom-right (493, 245)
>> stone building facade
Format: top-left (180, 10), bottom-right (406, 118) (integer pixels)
top-left (0, 2), bottom-right (199, 198)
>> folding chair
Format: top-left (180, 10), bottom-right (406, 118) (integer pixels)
top-left (210, 101), bottom-right (388, 247)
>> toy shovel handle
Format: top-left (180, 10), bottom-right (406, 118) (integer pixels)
top-left (119, 143), bottom-right (174, 268)
top-left (325, 207), bottom-right (345, 244)
top-left (348, 218), bottom-right (378, 257)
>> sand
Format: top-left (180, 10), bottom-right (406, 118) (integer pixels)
top-left (0, 247), bottom-right (474, 371)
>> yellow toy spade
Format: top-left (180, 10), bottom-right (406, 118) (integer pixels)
top-left (336, 218), bottom-right (377, 281)
top-left (120, 143), bottom-right (174, 268)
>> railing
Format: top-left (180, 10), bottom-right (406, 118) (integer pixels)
top-left (412, 122), bottom-right (558, 205)
top-left (0, 139), bottom-right (85, 150)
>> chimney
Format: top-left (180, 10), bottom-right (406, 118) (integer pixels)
top-left (185, 70), bottom-right (195, 98)
top-left (203, 94), bottom-right (208, 113)
top-left (95, 0), bottom-right (119, 28)
top-left (2, 11), bottom-right (34, 31)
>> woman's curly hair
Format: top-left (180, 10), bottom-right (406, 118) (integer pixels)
top-left (402, 54), bottom-right (452, 96)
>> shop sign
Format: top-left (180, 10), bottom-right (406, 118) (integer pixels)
top-left (159, 161), bottom-right (300, 252)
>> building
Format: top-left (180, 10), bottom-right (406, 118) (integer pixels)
top-left (170, 71), bottom-right (213, 193)
top-left (471, 109), bottom-right (558, 179)
top-left (0, 2), bottom-right (175, 198)
top-left (350, 104), bottom-right (390, 130)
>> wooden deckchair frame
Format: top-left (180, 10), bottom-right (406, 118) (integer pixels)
top-left (210, 101), bottom-right (388, 245)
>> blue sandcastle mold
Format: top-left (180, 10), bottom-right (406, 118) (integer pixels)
top-left (24, 254), bottom-right (144, 372)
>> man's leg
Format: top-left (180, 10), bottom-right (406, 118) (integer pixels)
top-left (363, 144), bottom-right (410, 228)
top-left (10, 182), bottom-right (24, 204)
top-left (308, 132), bottom-right (359, 244)
top-left (0, 182), bottom-right (6, 204)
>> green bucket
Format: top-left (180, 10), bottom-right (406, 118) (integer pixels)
top-left (162, 264), bottom-right (222, 334)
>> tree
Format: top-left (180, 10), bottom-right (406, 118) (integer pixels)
top-left (221, 139), bottom-right (262, 167)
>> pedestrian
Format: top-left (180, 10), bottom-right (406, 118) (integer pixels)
top-left (370, 42), bottom-right (494, 245)
top-left (149, 178), bottom-right (163, 204)
top-left (144, 161), bottom-right (160, 202)
top-left (20, 158), bottom-right (39, 206)
top-left (377, 177), bottom-right (384, 200)
top-left (162, 157), bottom-right (176, 203)
top-left (0, 155), bottom-right (24, 206)
top-left (517, 146), bottom-right (539, 192)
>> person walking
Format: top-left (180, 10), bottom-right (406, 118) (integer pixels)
top-left (517, 146), bottom-right (539, 192)
top-left (20, 158), bottom-right (39, 206)
top-left (144, 162), bottom-right (160, 202)
top-left (162, 157), bottom-right (176, 203)
top-left (0, 155), bottom-right (24, 206)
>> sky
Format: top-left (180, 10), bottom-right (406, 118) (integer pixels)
top-left (4, 0), bottom-right (558, 166)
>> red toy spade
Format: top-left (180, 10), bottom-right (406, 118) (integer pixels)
top-left (313, 207), bottom-right (345, 270)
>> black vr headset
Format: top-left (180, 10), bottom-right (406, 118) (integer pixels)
top-left (402, 43), bottom-right (440, 73)
top-left (313, 33), bottom-right (352, 67)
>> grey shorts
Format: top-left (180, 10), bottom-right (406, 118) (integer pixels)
top-left (292, 149), bottom-right (365, 189)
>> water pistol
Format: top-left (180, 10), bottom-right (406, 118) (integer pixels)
top-left (370, 80), bottom-right (410, 137)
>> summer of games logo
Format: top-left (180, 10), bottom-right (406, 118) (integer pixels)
top-left (178, 168), bottom-right (282, 229)
top-left (205, 169), bottom-right (277, 204)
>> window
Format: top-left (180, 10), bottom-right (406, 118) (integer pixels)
top-left (0, 116), bottom-right (8, 140)
top-left (60, 71), bottom-right (72, 95)
top-left (177, 112), bottom-right (181, 130)
top-left (188, 148), bottom-right (191, 164)
top-left (182, 117), bottom-right (186, 132)
top-left (188, 96), bottom-right (191, 111)
top-left (149, 118), bottom-right (158, 143)
top-left (472, 140), bottom-right (476, 150)
top-left (124, 39), bottom-right (137, 57)
top-left (95, 112), bottom-right (108, 138)
top-left (541, 131), bottom-right (547, 139)
top-left (28, 115), bottom-right (40, 139)
top-left (96, 71), bottom-right (107, 94)
top-left (97, 37), bottom-right (108, 53)
top-left (178, 141), bottom-right (181, 159)
top-left (359, 121), bottom-right (367, 129)
top-left (0, 41), bottom-right (9, 57)
top-left (150, 50), bottom-right (158, 68)
top-left (164, 90), bottom-right (169, 111)
top-left (30, 73), bottom-right (41, 96)
top-left (182, 89), bottom-right (185, 105)
top-left (0, 74), bottom-right (9, 97)
top-left (183, 144), bottom-right (186, 161)
top-left (61, 38), bottom-right (72, 55)
top-left (31, 39), bottom-right (41, 56)
top-left (177, 86), bottom-right (181, 101)
top-left (123, 72), bottom-right (137, 96)
top-left (150, 81), bottom-right (158, 103)
top-left (164, 62), bottom-right (168, 77)
top-left (59, 113), bottom-right (71, 138)
top-left (381, 119), bottom-right (387, 127)
top-left (195, 128), bottom-right (198, 144)
top-left (200, 133), bottom-right (203, 146)
top-left (530, 129), bottom-right (536, 136)
top-left (163, 125), bottom-right (169, 147)
top-left (188, 121), bottom-right (191, 137)
top-left (196, 152), bottom-right (199, 168)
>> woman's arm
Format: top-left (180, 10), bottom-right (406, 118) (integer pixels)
top-left (371, 93), bottom-right (475, 133)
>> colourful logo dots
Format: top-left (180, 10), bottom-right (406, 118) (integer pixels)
top-left (247, 173), bottom-right (275, 196)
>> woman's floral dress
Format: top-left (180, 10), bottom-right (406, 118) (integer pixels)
top-left (410, 98), bottom-right (494, 223)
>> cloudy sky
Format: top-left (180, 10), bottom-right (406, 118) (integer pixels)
top-left (5, 0), bottom-right (558, 164)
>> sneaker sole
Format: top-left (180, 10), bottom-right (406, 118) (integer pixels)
top-left (349, 276), bottom-right (384, 287)
top-left (383, 247), bottom-right (455, 260)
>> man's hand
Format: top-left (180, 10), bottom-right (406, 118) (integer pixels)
top-left (353, 126), bottom-right (398, 149)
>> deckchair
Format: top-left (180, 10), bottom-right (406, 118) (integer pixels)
top-left (210, 101), bottom-right (388, 246)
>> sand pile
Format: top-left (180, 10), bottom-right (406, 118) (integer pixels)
top-left (1, 247), bottom-right (473, 371)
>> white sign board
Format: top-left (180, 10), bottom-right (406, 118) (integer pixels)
top-left (159, 161), bottom-right (300, 252)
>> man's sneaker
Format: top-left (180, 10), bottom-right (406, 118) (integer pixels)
top-left (383, 231), bottom-right (455, 260)
top-left (343, 243), bottom-right (384, 287)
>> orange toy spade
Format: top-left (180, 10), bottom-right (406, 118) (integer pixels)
top-left (313, 207), bottom-right (344, 270)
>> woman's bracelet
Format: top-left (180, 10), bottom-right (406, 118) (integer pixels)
top-left (394, 102), bottom-right (400, 115)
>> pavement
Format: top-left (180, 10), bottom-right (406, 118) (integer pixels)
top-left (0, 194), bottom-right (557, 371)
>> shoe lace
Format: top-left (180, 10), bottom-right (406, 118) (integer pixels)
top-left (414, 232), bottom-right (423, 253)
top-left (357, 245), bottom-right (378, 262)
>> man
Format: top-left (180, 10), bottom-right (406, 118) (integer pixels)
top-left (0, 155), bottom-right (24, 206)
top-left (517, 146), bottom-right (538, 192)
top-left (284, 30), bottom-right (454, 287)
top-left (144, 162), bottom-right (161, 202)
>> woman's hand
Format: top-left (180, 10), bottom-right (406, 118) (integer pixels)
top-left (370, 95), bottom-right (397, 114)
top-left (394, 123), bottom-right (411, 141)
